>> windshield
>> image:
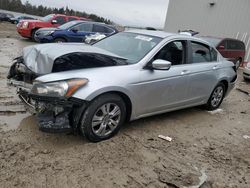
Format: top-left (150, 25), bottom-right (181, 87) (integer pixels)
top-left (41, 14), bottom-right (54, 22)
top-left (200, 37), bottom-right (221, 47)
top-left (58, 21), bottom-right (79, 30)
top-left (93, 32), bottom-right (162, 64)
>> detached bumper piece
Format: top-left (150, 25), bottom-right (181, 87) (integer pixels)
top-left (37, 111), bottom-right (72, 133)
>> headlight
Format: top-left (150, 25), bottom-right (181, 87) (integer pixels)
top-left (46, 31), bottom-right (54, 36)
top-left (31, 78), bottom-right (88, 97)
top-left (22, 21), bottom-right (29, 28)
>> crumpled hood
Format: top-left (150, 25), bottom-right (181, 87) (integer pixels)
top-left (23, 43), bottom-right (124, 74)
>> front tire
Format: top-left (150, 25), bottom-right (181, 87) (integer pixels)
top-left (80, 94), bottom-right (126, 142)
top-left (205, 83), bottom-right (225, 110)
top-left (31, 29), bottom-right (38, 41)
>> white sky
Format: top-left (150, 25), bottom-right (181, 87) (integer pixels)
top-left (21, 0), bottom-right (169, 28)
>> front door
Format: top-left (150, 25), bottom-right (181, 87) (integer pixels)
top-left (131, 40), bottom-right (191, 117)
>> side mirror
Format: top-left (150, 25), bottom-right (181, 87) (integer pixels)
top-left (51, 20), bottom-right (57, 24)
top-left (151, 59), bottom-right (172, 70)
top-left (218, 45), bottom-right (225, 50)
top-left (71, 29), bottom-right (78, 33)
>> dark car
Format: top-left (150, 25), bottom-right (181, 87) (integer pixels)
top-left (17, 14), bottom-right (86, 40)
top-left (200, 36), bottom-right (245, 68)
top-left (10, 15), bottom-right (35, 24)
top-left (0, 13), bottom-right (14, 22)
top-left (34, 20), bottom-right (118, 43)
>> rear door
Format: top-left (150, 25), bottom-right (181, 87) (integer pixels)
top-left (185, 41), bottom-right (219, 104)
top-left (92, 24), bottom-right (114, 35)
top-left (67, 23), bottom-right (93, 42)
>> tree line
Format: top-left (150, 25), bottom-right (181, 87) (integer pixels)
top-left (0, 0), bottom-right (113, 24)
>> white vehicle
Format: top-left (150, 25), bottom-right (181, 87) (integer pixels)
top-left (243, 62), bottom-right (250, 80)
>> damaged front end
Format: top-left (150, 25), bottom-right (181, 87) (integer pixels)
top-left (7, 43), bottom-right (127, 133)
top-left (19, 89), bottom-right (87, 133)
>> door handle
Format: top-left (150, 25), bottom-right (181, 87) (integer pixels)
top-left (212, 65), bottom-right (218, 70)
top-left (181, 70), bottom-right (190, 75)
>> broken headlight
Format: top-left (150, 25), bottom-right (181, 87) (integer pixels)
top-left (31, 78), bottom-right (88, 97)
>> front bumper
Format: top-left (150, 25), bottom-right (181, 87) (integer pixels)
top-left (18, 89), bottom-right (87, 133)
top-left (17, 28), bottom-right (31, 38)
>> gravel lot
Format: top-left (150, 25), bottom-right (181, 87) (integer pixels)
top-left (0, 22), bottom-right (250, 188)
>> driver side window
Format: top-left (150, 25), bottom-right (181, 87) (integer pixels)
top-left (153, 41), bottom-right (185, 66)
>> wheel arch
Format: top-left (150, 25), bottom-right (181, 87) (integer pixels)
top-left (82, 88), bottom-right (134, 122)
top-left (54, 36), bottom-right (68, 42)
top-left (218, 79), bottom-right (229, 94)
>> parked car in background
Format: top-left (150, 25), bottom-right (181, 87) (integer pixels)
top-left (17, 14), bottom-right (88, 40)
top-left (200, 36), bottom-right (245, 68)
top-left (10, 15), bottom-right (35, 24)
top-left (243, 62), bottom-right (250, 81)
top-left (0, 12), bottom-right (14, 22)
top-left (7, 30), bottom-right (237, 142)
top-left (34, 20), bottom-right (118, 43)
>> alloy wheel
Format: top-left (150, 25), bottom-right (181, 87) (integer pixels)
top-left (91, 103), bottom-right (121, 137)
top-left (211, 86), bottom-right (224, 107)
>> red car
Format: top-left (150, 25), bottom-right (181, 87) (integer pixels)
top-left (17, 14), bottom-right (87, 40)
top-left (201, 37), bottom-right (246, 68)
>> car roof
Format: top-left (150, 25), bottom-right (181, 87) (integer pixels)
top-left (126, 29), bottom-right (175, 38)
top-left (67, 20), bottom-right (117, 29)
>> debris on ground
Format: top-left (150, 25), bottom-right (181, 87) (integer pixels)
top-left (158, 135), bottom-right (172, 142)
top-left (236, 88), bottom-right (250, 96)
top-left (207, 108), bottom-right (224, 114)
top-left (243, 135), bottom-right (250, 139)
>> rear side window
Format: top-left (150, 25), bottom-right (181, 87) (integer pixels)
top-left (93, 24), bottom-right (106, 33)
top-left (105, 27), bottom-right (115, 33)
top-left (226, 40), bottom-right (245, 50)
top-left (55, 16), bottom-right (66, 25)
top-left (72, 23), bottom-right (93, 32)
top-left (191, 42), bottom-right (212, 63)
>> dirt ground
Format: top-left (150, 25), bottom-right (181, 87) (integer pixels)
top-left (0, 22), bottom-right (250, 188)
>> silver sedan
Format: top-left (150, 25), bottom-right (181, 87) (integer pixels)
top-left (8, 30), bottom-right (237, 142)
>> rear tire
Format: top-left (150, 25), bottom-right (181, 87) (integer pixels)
top-left (79, 94), bottom-right (126, 142)
top-left (205, 83), bottom-right (225, 111)
top-left (54, 38), bottom-right (66, 43)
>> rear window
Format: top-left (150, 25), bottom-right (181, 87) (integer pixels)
top-left (93, 24), bottom-right (106, 33)
top-left (226, 40), bottom-right (245, 50)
